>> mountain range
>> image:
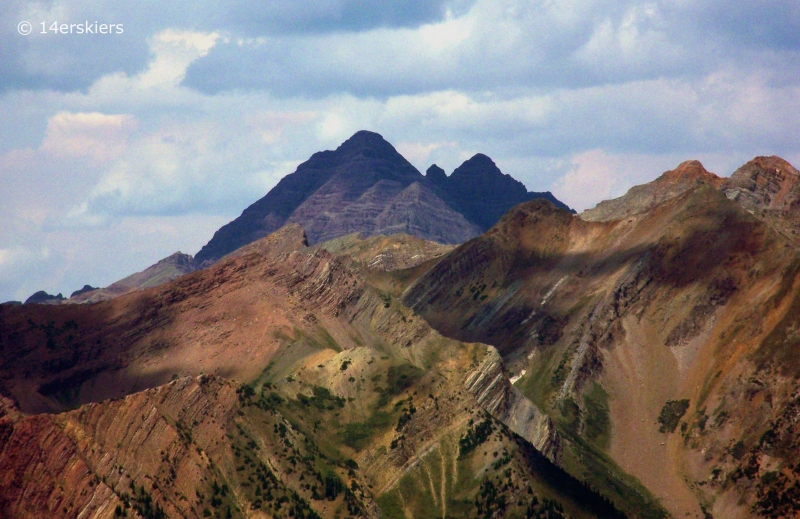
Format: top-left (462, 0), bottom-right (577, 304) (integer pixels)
top-left (19, 130), bottom-right (569, 305)
top-left (4, 136), bottom-right (800, 518)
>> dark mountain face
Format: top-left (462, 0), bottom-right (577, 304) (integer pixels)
top-left (194, 131), bottom-right (432, 265)
top-left (195, 131), bottom-right (572, 266)
top-left (429, 154), bottom-right (574, 231)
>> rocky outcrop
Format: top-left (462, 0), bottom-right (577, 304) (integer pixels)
top-left (24, 291), bottom-right (65, 304)
top-left (315, 232), bottom-right (453, 272)
top-left (721, 156), bottom-right (800, 241)
top-left (723, 156), bottom-right (800, 211)
top-left (464, 347), bottom-right (561, 462)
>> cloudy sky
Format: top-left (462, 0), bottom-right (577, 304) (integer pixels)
top-left (1, 0), bottom-right (799, 302)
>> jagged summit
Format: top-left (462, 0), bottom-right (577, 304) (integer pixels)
top-left (194, 131), bottom-right (572, 265)
top-left (24, 291), bottom-right (65, 305)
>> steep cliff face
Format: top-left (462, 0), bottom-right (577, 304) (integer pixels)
top-left (464, 347), bottom-right (561, 462)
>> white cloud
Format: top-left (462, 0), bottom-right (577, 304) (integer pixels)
top-left (550, 150), bottom-right (625, 212)
top-left (395, 141), bottom-right (457, 168)
top-left (40, 111), bottom-right (136, 164)
top-left (137, 30), bottom-right (220, 88)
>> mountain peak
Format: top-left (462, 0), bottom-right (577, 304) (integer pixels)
top-left (729, 155), bottom-right (800, 185)
top-left (451, 153), bottom-right (502, 178)
top-left (336, 130), bottom-right (398, 157)
top-left (724, 155), bottom-right (800, 213)
top-left (582, 160), bottom-right (721, 222)
top-left (425, 164), bottom-right (447, 183)
top-left (466, 153), bottom-right (495, 165)
top-left (661, 160), bottom-right (721, 186)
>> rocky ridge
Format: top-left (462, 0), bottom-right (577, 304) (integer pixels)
top-left (464, 347), bottom-right (561, 462)
top-left (0, 224), bottom-right (623, 519)
top-left (66, 252), bottom-right (197, 304)
top-left (403, 155), bottom-right (800, 518)
top-left (580, 160), bottom-right (723, 222)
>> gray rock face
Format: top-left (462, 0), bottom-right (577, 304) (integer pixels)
top-left (720, 156), bottom-right (800, 241)
top-left (723, 156), bottom-right (800, 211)
top-left (372, 182), bottom-right (481, 244)
top-left (464, 347), bottom-right (561, 462)
top-left (195, 131), bottom-right (572, 265)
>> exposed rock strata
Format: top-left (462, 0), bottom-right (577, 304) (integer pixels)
top-left (464, 347), bottom-right (561, 462)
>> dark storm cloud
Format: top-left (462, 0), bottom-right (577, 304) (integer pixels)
top-left (215, 0), bottom-right (474, 35)
top-left (180, 0), bottom-right (800, 98)
top-left (679, 0), bottom-right (800, 51)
